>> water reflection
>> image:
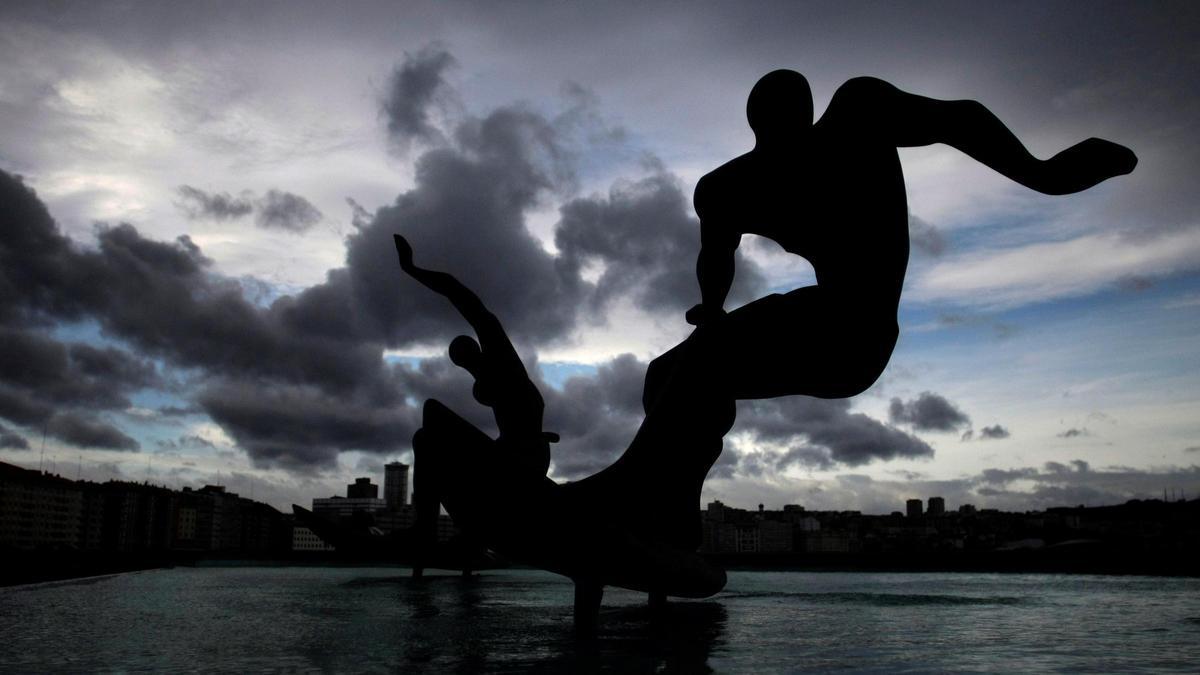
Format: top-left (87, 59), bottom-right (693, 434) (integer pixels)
top-left (4, 568), bottom-right (1198, 672)
top-left (374, 573), bottom-right (728, 672)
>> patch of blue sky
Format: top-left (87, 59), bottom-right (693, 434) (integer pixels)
top-left (50, 319), bottom-right (112, 347)
top-left (945, 194), bottom-right (1125, 256)
top-left (129, 389), bottom-right (195, 415)
top-left (902, 271), bottom-right (1200, 348)
top-left (538, 361), bottom-right (599, 389)
top-left (893, 274), bottom-right (1200, 404)
top-left (383, 354), bottom-right (425, 369)
top-left (936, 209), bottom-right (1058, 251)
top-left (237, 276), bottom-right (304, 308)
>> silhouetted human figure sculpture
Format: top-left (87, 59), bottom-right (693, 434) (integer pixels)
top-left (648, 70), bottom-right (1136, 405)
top-left (390, 70), bottom-right (1135, 634)
top-left (395, 234), bottom-right (558, 576)
top-left (393, 236), bottom-right (726, 632)
top-left (395, 235), bottom-right (557, 475)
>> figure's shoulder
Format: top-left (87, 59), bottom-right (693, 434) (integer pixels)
top-left (830, 76), bottom-right (893, 101)
top-left (820, 77), bottom-right (895, 126)
top-left (694, 153), bottom-right (758, 220)
top-left (695, 153), bottom-right (752, 195)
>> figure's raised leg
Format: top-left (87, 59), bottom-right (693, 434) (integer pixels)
top-left (825, 76), bottom-right (1137, 194)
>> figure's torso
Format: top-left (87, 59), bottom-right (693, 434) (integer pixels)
top-left (694, 126), bottom-right (910, 315)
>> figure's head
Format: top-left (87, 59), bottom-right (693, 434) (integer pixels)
top-left (746, 69), bottom-right (813, 142)
top-left (448, 335), bottom-right (483, 373)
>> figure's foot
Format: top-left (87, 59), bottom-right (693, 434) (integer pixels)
top-left (393, 234), bottom-right (415, 271)
top-left (1046, 138), bottom-right (1137, 193)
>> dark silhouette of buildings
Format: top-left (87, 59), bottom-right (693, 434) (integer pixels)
top-left (697, 496), bottom-right (1199, 576)
top-left (3, 458), bottom-right (1197, 582)
top-left (301, 462), bottom-right (455, 552)
top-left (927, 496), bottom-right (946, 517)
top-left (0, 461), bottom-right (292, 584)
top-left (385, 461), bottom-right (410, 508)
top-left (906, 499), bottom-right (923, 518)
top-left (347, 477), bottom-right (379, 499)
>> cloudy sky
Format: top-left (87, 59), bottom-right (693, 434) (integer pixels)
top-left (1, 1), bottom-right (1197, 514)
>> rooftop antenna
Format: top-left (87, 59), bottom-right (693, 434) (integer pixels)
top-left (39, 423), bottom-right (47, 473)
top-left (77, 455), bottom-right (82, 481)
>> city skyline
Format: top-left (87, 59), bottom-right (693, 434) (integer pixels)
top-left (0, 2), bottom-right (1198, 515)
top-left (6, 456), bottom-right (1193, 519)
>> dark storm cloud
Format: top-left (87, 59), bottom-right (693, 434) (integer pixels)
top-left (46, 413), bottom-right (139, 451)
top-left (175, 185), bottom-right (254, 221)
top-left (735, 396), bottom-right (935, 468)
top-left (776, 445), bottom-right (836, 472)
top-left (0, 253), bottom-right (156, 455)
top-left (155, 434), bottom-right (215, 452)
top-left (346, 133), bottom-right (584, 346)
top-left (555, 171), bottom-right (765, 314)
top-left (965, 461), bottom-right (1198, 509)
top-left (888, 392), bottom-right (971, 432)
top-left (979, 467), bottom-right (1038, 485)
top-left (4, 34), bottom-right (1024, 480)
top-left (351, 53), bottom-right (597, 348)
top-left (198, 379), bottom-right (419, 471)
top-left (979, 424), bottom-right (1010, 440)
top-left (255, 189), bottom-right (323, 233)
top-left (707, 444), bottom-right (739, 479)
top-left (0, 384), bottom-right (141, 451)
top-left (0, 423), bottom-right (29, 450)
top-left (157, 405), bottom-right (199, 417)
top-left (0, 168), bottom-right (414, 467)
top-left (543, 353), bottom-right (647, 479)
top-left (176, 186), bottom-right (322, 233)
top-left (1045, 459), bottom-right (1090, 475)
top-left (0, 49), bottom-right (620, 470)
top-left (808, 462), bottom-right (1200, 513)
top-left (381, 45), bottom-right (457, 148)
top-left (0, 330), bottom-right (157, 409)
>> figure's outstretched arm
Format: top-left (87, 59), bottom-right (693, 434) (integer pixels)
top-left (394, 234), bottom-right (517, 360)
top-left (827, 77), bottom-right (1137, 195)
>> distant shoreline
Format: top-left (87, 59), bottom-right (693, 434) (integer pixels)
top-left (6, 544), bottom-right (1195, 588)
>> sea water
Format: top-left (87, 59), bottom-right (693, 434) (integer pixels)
top-left (2, 567), bottom-right (1197, 672)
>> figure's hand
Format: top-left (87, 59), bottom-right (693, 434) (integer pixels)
top-left (393, 234), bottom-right (414, 271)
top-left (685, 303), bottom-right (726, 326)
